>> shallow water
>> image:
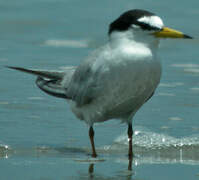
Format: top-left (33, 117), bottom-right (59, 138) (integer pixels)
top-left (1, 0), bottom-right (199, 179)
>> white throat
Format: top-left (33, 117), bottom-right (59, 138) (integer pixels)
top-left (109, 30), bottom-right (160, 57)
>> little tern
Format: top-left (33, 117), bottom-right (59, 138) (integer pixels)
top-left (7, 9), bottom-right (192, 158)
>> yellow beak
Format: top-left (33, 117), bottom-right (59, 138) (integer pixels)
top-left (153, 27), bottom-right (192, 39)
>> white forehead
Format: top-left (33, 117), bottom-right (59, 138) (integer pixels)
top-left (138, 15), bottom-right (164, 29)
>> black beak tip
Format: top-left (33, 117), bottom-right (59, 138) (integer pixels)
top-left (184, 34), bottom-right (193, 39)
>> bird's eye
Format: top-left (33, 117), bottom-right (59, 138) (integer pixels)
top-left (135, 22), bottom-right (161, 31)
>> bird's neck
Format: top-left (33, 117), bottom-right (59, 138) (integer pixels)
top-left (109, 31), bottom-right (159, 54)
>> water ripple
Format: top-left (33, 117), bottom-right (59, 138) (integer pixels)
top-left (1, 130), bottom-right (199, 165)
top-left (42, 39), bottom-right (89, 48)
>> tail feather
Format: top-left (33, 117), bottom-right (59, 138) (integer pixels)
top-left (7, 66), bottom-right (75, 99)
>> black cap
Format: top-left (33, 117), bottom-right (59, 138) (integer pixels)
top-left (108, 9), bottom-right (157, 35)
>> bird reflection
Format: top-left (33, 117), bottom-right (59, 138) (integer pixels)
top-left (88, 158), bottom-right (133, 180)
top-left (88, 163), bottom-right (94, 179)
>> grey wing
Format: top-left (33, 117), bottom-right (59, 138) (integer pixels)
top-left (66, 46), bottom-right (109, 106)
top-left (36, 66), bottom-right (76, 99)
top-left (66, 60), bottom-right (99, 106)
top-left (65, 44), bottom-right (113, 107)
top-left (7, 66), bottom-right (77, 99)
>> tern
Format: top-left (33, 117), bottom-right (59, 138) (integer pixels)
top-left (7, 9), bottom-right (192, 158)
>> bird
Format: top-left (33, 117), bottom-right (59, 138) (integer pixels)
top-left (7, 9), bottom-right (192, 159)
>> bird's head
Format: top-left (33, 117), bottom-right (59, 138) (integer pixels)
top-left (109, 9), bottom-right (192, 45)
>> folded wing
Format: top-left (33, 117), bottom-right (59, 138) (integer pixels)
top-left (7, 66), bottom-right (76, 99)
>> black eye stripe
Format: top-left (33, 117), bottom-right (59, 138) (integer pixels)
top-left (135, 22), bottom-right (161, 31)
